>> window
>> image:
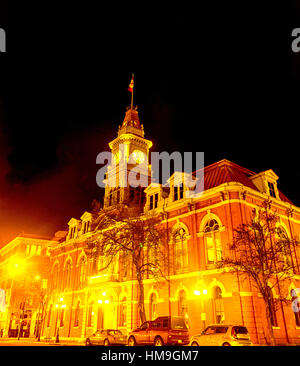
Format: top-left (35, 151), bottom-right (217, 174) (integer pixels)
top-left (78, 257), bottom-right (87, 287)
top-left (74, 301), bottom-right (80, 327)
top-left (47, 304), bottom-right (52, 327)
top-left (291, 289), bottom-right (300, 327)
top-left (215, 326), bottom-right (229, 334)
top-left (173, 227), bottom-right (188, 273)
top-left (277, 227), bottom-right (292, 269)
top-left (119, 251), bottom-right (128, 280)
top-left (119, 298), bottom-right (127, 327)
top-left (203, 327), bottom-right (216, 335)
top-left (26, 244), bottom-right (42, 255)
top-left (64, 260), bottom-right (72, 289)
top-left (149, 293), bottom-right (157, 320)
top-left (174, 185), bottom-right (184, 201)
top-left (178, 290), bottom-right (188, 319)
top-left (52, 264), bottom-right (60, 290)
top-left (149, 193), bottom-right (158, 210)
top-left (60, 308), bottom-right (65, 327)
top-left (87, 302), bottom-right (95, 327)
top-left (213, 287), bottom-right (225, 324)
top-left (140, 322), bottom-right (150, 331)
top-left (268, 182), bottom-right (276, 198)
top-left (69, 227), bottom-right (76, 239)
top-left (204, 219), bottom-right (222, 264)
top-left (82, 221), bottom-right (90, 234)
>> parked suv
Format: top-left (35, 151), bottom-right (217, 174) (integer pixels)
top-left (128, 316), bottom-right (189, 346)
top-left (190, 325), bottom-right (253, 346)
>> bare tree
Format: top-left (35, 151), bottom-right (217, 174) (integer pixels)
top-left (85, 204), bottom-right (169, 325)
top-left (217, 200), bottom-right (300, 345)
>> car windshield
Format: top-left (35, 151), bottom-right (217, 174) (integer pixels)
top-left (233, 326), bottom-right (248, 335)
top-left (171, 317), bottom-right (188, 330)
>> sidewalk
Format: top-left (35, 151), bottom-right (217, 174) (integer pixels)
top-left (0, 337), bottom-right (85, 346)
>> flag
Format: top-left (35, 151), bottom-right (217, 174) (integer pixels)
top-left (128, 74), bottom-right (134, 92)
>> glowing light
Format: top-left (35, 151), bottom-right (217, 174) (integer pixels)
top-left (194, 290), bottom-right (201, 296)
top-left (203, 289), bottom-right (208, 295)
top-left (7, 258), bottom-right (27, 277)
top-left (102, 292), bottom-right (107, 297)
top-left (59, 297), bottom-right (64, 302)
top-left (98, 300), bottom-right (103, 304)
top-left (104, 300), bottom-right (109, 304)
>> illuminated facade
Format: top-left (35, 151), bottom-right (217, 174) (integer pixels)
top-left (0, 105), bottom-right (300, 345)
top-left (0, 234), bottom-right (56, 337)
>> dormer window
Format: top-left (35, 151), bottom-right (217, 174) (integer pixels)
top-left (82, 221), bottom-right (90, 235)
top-left (174, 184), bottom-right (184, 201)
top-left (149, 193), bottom-right (158, 210)
top-left (69, 227), bottom-right (76, 239)
top-left (268, 182), bottom-right (277, 198)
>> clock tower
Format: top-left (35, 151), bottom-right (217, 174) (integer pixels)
top-left (103, 105), bottom-right (153, 210)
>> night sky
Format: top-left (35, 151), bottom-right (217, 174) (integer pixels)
top-left (0, 3), bottom-right (299, 246)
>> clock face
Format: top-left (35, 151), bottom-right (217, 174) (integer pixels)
top-left (132, 150), bottom-right (146, 164)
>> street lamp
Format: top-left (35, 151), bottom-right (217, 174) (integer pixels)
top-left (97, 293), bottom-right (110, 329)
top-left (55, 297), bottom-right (66, 343)
top-left (194, 288), bottom-right (208, 331)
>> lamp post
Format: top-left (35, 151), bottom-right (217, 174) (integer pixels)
top-left (97, 292), bottom-right (110, 329)
top-left (194, 288), bottom-right (208, 332)
top-left (36, 279), bottom-right (47, 342)
top-left (55, 297), bottom-right (66, 343)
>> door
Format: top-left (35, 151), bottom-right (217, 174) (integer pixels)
top-left (200, 326), bottom-right (216, 346)
top-left (137, 322), bottom-right (151, 345)
top-left (214, 326), bottom-right (229, 346)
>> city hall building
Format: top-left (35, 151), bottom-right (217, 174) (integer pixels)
top-left (0, 105), bottom-right (300, 345)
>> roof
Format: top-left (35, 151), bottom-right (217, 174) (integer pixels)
top-left (121, 107), bottom-right (141, 129)
top-left (193, 159), bottom-right (293, 204)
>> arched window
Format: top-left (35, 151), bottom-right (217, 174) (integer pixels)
top-left (149, 293), bottom-right (157, 321)
top-left (266, 286), bottom-right (278, 327)
top-left (173, 227), bottom-right (188, 273)
top-left (204, 219), bottom-right (222, 264)
top-left (47, 304), bottom-right (52, 328)
top-left (64, 259), bottom-right (72, 289)
top-left (213, 286), bottom-right (225, 324)
top-left (178, 290), bottom-right (188, 319)
top-left (119, 251), bottom-right (128, 280)
top-left (60, 308), bottom-right (65, 327)
top-left (52, 263), bottom-right (60, 290)
top-left (119, 297), bottom-right (127, 327)
top-left (74, 301), bottom-right (80, 327)
top-left (78, 256), bottom-right (87, 287)
top-left (87, 302), bottom-right (95, 328)
top-left (291, 289), bottom-right (300, 327)
top-left (277, 227), bottom-right (292, 269)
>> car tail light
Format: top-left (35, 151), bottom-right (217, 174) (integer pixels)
top-left (231, 328), bottom-right (237, 339)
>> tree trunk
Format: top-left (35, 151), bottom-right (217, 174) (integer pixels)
top-left (136, 272), bottom-right (147, 324)
top-left (265, 301), bottom-right (276, 346)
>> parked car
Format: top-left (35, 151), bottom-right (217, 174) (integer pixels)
top-left (190, 325), bottom-right (253, 346)
top-left (86, 329), bottom-right (127, 346)
top-left (127, 316), bottom-right (189, 346)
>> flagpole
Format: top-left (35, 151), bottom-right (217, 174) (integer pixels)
top-left (131, 73), bottom-right (134, 110)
